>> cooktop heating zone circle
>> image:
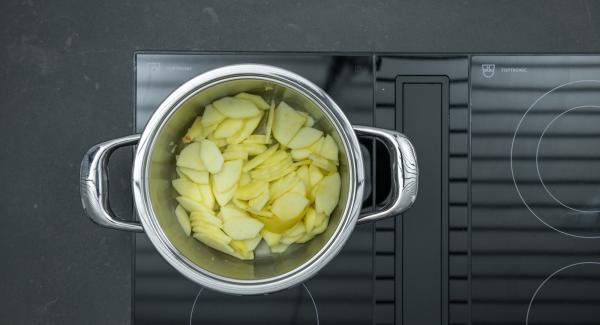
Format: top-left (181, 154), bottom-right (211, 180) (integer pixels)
top-left (536, 105), bottom-right (600, 214)
top-left (526, 261), bottom-right (600, 325)
top-left (189, 283), bottom-right (319, 325)
top-left (511, 80), bottom-right (600, 239)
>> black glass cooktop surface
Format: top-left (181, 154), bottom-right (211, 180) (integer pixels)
top-left (133, 54), bottom-right (379, 325)
top-left (470, 56), bottom-right (600, 325)
top-left (134, 53), bottom-right (600, 325)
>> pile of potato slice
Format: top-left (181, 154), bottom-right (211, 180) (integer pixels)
top-left (172, 92), bottom-right (341, 260)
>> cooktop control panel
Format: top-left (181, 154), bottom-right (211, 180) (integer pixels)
top-left (134, 54), bottom-right (600, 325)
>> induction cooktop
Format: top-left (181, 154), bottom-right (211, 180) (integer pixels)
top-left (134, 53), bottom-right (600, 325)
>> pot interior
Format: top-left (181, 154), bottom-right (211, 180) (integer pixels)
top-left (146, 77), bottom-right (353, 282)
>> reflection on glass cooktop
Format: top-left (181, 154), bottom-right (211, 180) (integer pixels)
top-left (470, 56), bottom-right (600, 325)
top-left (133, 54), bottom-right (377, 325)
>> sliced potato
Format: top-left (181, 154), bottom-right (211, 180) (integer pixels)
top-left (270, 243), bottom-right (290, 254)
top-left (312, 216), bottom-right (330, 235)
top-left (219, 206), bottom-right (249, 222)
top-left (284, 222), bottom-right (306, 238)
top-left (247, 208), bottom-right (273, 218)
top-left (215, 138), bottom-right (229, 148)
top-left (244, 235), bottom-right (263, 250)
top-left (232, 198), bottom-right (248, 210)
top-left (309, 164), bottom-right (324, 187)
top-left (250, 156), bottom-right (292, 178)
top-left (234, 240), bottom-right (260, 259)
top-left (178, 167), bottom-right (209, 184)
top-left (308, 137), bottom-right (325, 153)
top-left (194, 225), bottom-right (232, 243)
top-left (191, 221), bottom-right (222, 236)
top-left (313, 209), bottom-right (326, 227)
top-left (175, 205), bottom-right (191, 236)
top-left (176, 142), bottom-right (206, 171)
top-left (242, 144), bottom-right (278, 172)
top-left (272, 101), bottom-right (306, 145)
top-left (172, 178), bottom-right (203, 201)
top-left (250, 158), bottom-right (293, 180)
top-left (213, 96), bottom-right (261, 118)
top-left (291, 148), bottom-right (311, 161)
top-left (234, 92), bottom-right (270, 110)
top-left (191, 219), bottom-right (223, 233)
top-left (198, 184), bottom-right (215, 210)
top-left (279, 227), bottom-right (306, 245)
top-left (287, 127), bottom-right (323, 149)
top-left (175, 167), bottom-right (189, 180)
top-left (222, 215), bottom-right (264, 240)
top-left (296, 165), bottom-right (310, 189)
top-left (271, 192), bottom-right (309, 221)
top-left (240, 143), bottom-right (268, 156)
top-left (239, 172), bottom-right (251, 185)
top-left (176, 196), bottom-right (213, 213)
top-left (242, 134), bottom-right (272, 145)
top-left (269, 172), bottom-right (299, 202)
top-left (289, 181), bottom-right (306, 196)
top-left (202, 123), bottom-right (219, 138)
top-left (296, 233), bottom-right (314, 243)
top-left (304, 208), bottom-right (317, 233)
top-left (258, 153), bottom-right (293, 171)
top-left (231, 240), bottom-right (250, 253)
top-left (234, 180), bottom-right (268, 200)
top-left (309, 153), bottom-right (337, 172)
top-left (263, 162), bottom-right (298, 182)
top-left (232, 249), bottom-right (254, 260)
top-left (227, 113), bottom-right (264, 144)
top-left (261, 230), bottom-right (282, 247)
top-left (230, 241), bottom-right (257, 259)
top-left (319, 134), bottom-right (339, 163)
top-left (265, 100), bottom-right (275, 143)
top-left (256, 210), bottom-right (302, 233)
top-left (213, 160), bottom-right (243, 193)
top-left (201, 104), bottom-right (226, 127)
top-left (304, 115), bottom-right (315, 127)
top-left (190, 210), bottom-right (222, 226)
top-left (257, 150), bottom-right (289, 169)
top-left (193, 232), bottom-right (235, 255)
top-left (281, 234), bottom-right (302, 245)
top-left (291, 160), bottom-right (311, 168)
top-left (182, 117), bottom-right (204, 143)
top-left (213, 184), bottom-right (237, 207)
top-left (309, 181), bottom-right (320, 202)
top-left (174, 93), bottom-right (342, 260)
top-left (191, 220), bottom-right (221, 234)
top-left (199, 139), bottom-right (224, 174)
top-left (213, 119), bottom-right (244, 139)
top-left (228, 143), bottom-right (267, 156)
top-left (314, 172), bottom-right (341, 215)
top-left (249, 189), bottom-right (269, 211)
top-left (222, 150), bottom-right (248, 161)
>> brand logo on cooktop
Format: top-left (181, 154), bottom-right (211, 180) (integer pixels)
top-left (482, 64), bottom-right (495, 78)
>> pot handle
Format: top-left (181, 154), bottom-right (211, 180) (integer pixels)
top-left (353, 126), bottom-right (418, 224)
top-left (80, 134), bottom-right (144, 232)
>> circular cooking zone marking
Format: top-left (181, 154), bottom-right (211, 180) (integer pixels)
top-left (189, 283), bottom-right (319, 325)
top-left (526, 261), bottom-right (600, 325)
top-left (511, 80), bottom-right (600, 239)
top-left (536, 105), bottom-right (600, 213)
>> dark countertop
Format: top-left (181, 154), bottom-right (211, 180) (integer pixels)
top-left (1, 1), bottom-right (599, 324)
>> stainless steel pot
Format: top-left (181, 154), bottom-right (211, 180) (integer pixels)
top-left (80, 64), bottom-right (418, 295)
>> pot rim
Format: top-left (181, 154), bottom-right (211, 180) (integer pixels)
top-left (132, 64), bottom-right (365, 295)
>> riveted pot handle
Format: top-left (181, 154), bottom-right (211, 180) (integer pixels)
top-left (353, 126), bottom-right (418, 223)
top-left (80, 134), bottom-right (144, 232)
